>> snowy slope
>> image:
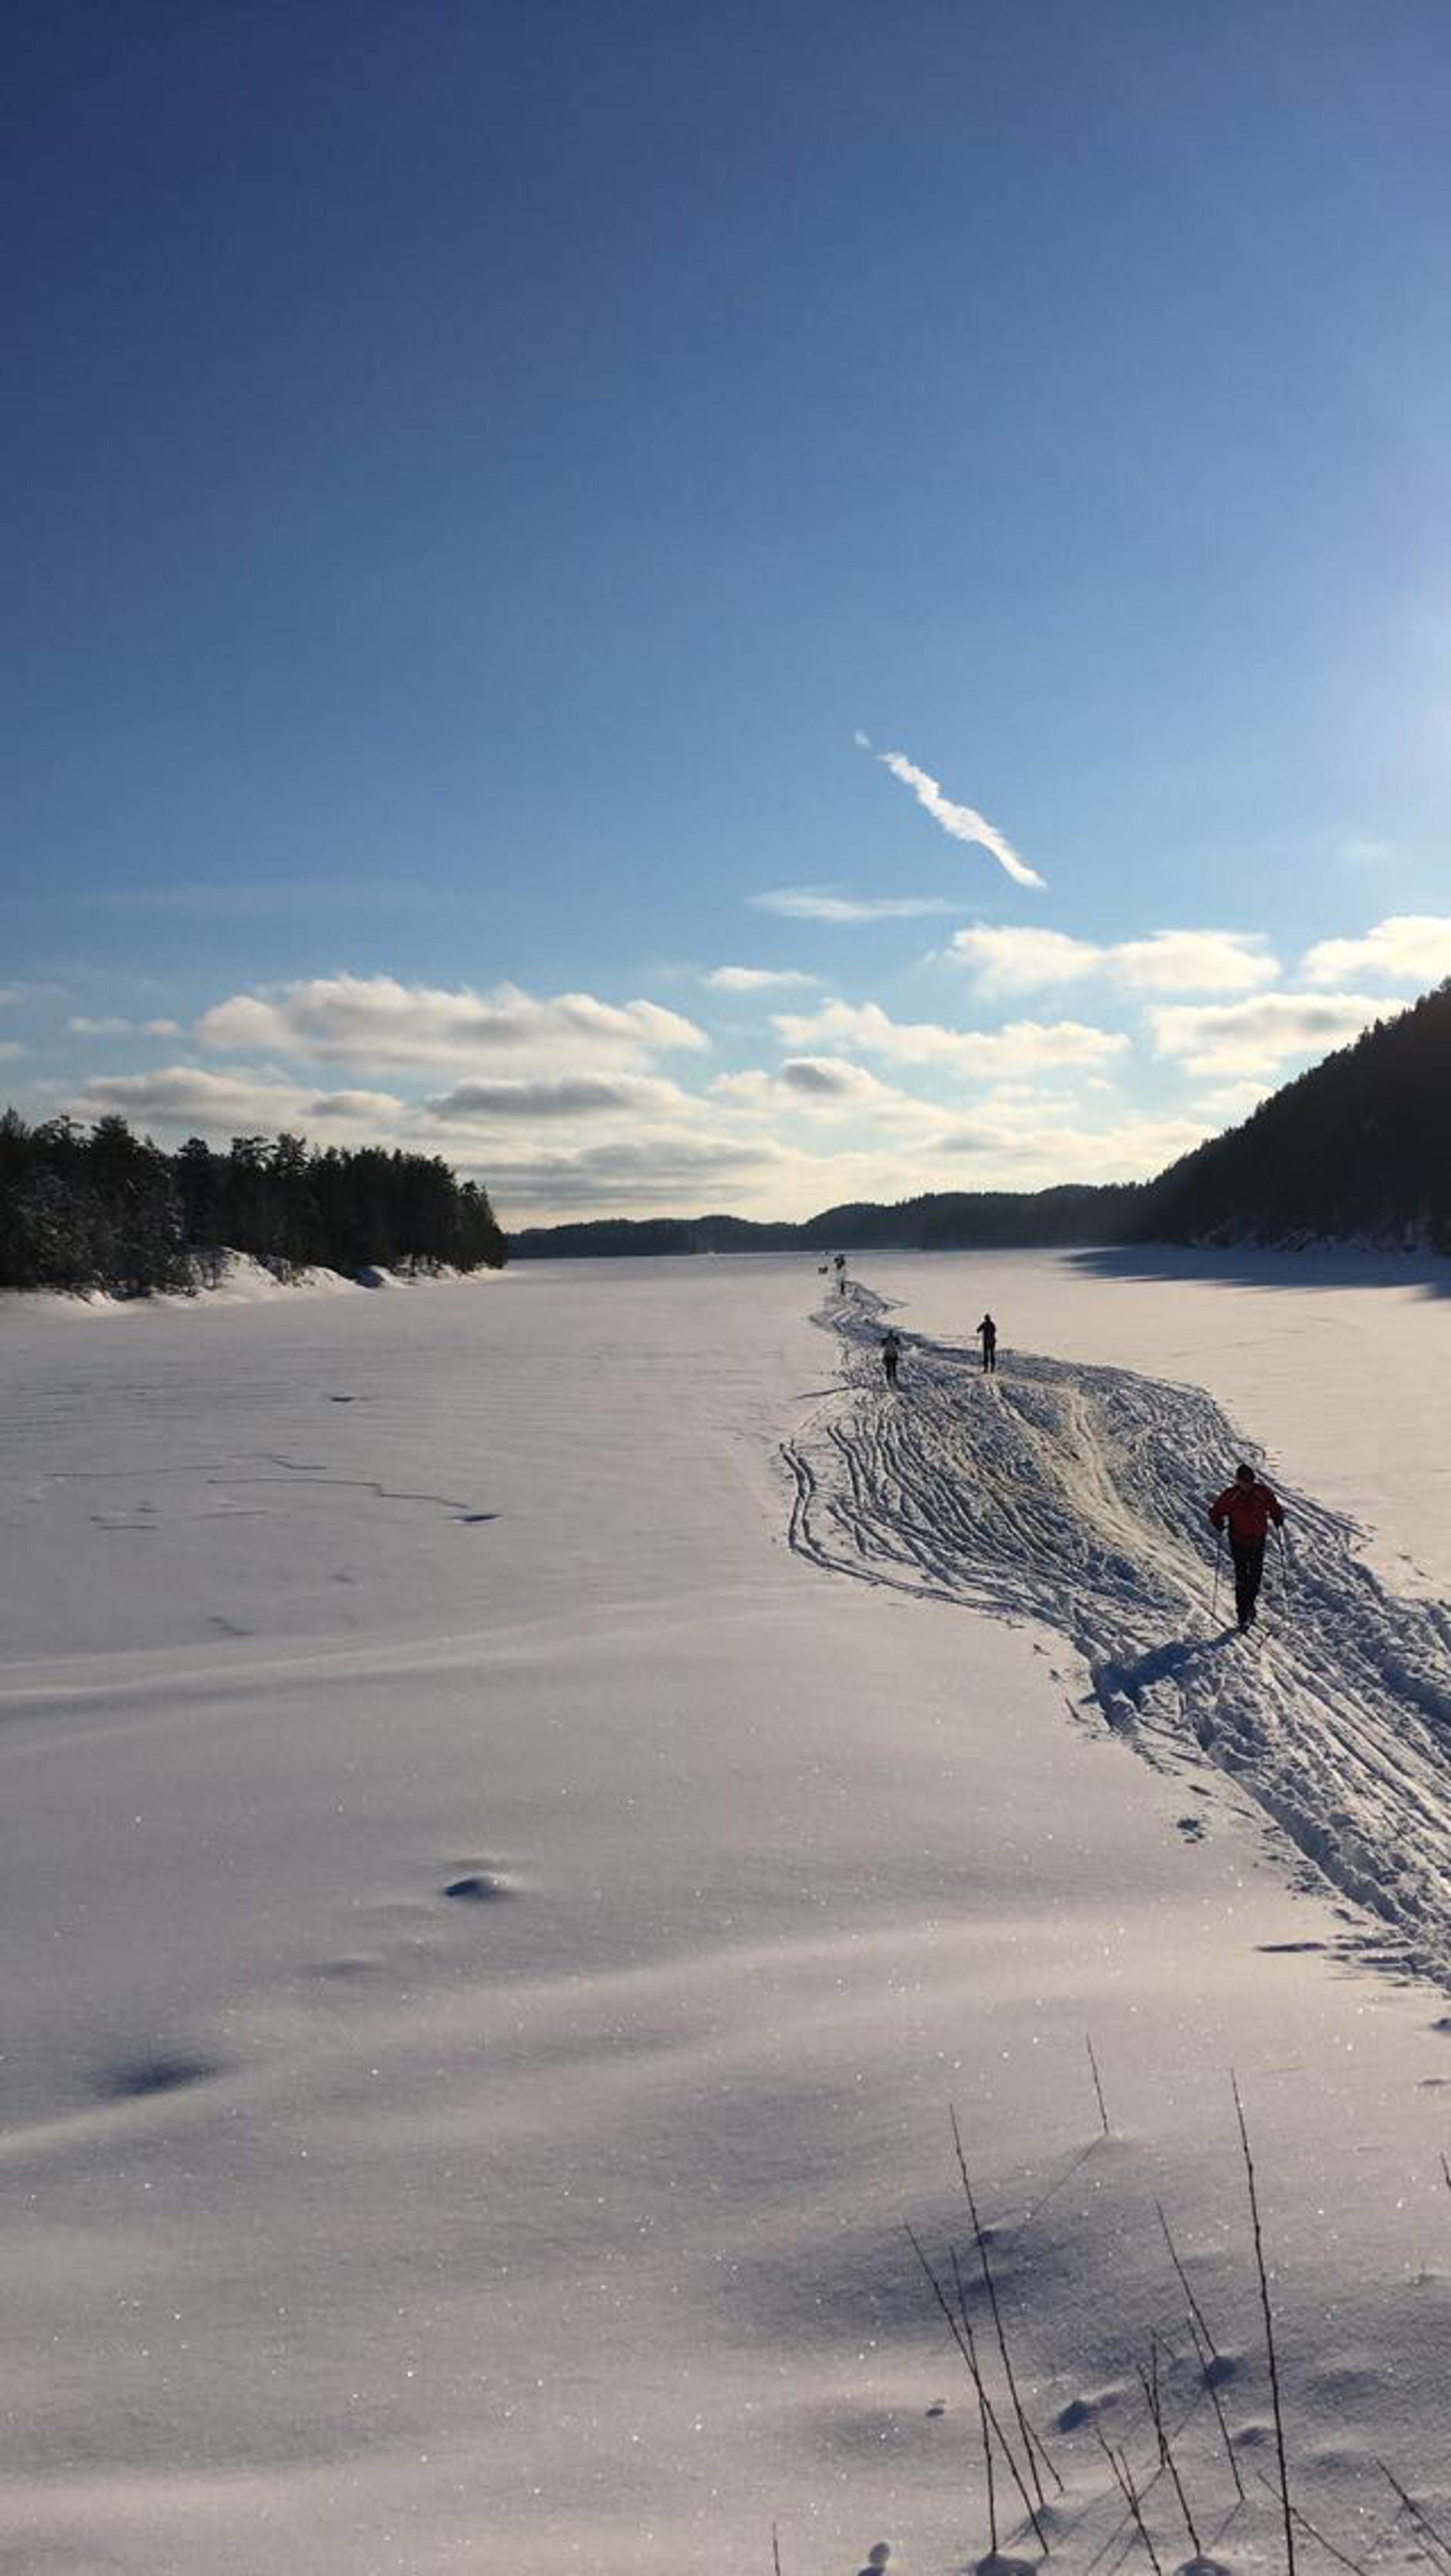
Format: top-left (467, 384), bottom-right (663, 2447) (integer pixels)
top-left (2, 1254), bottom-right (1448, 2574)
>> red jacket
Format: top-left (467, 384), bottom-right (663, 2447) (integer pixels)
top-left (1209, 1481), bottom-right (1285, 1544)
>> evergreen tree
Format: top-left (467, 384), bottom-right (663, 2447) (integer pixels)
top-left (0, 1112), bottom-right (507, 1294)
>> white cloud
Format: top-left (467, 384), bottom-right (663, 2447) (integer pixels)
top-left (749, 886), bottom-right (956, 922)
top-left (76, 1065), bottom-right (330, 1130)
top-left (145, 1017), bottom-right (182, 1038)
top-left (1196, 1078), bottom-right (1274, 1123)
top-left (68, 1015), bottom-right (140, 1038)
top-left (702, 966), bottom-right (818, 992)
top-left (948, 927), bottom-right (1104, 990)
top-left (0, 1041), bottom-right (24, 1063)
top-left (194, 975), bottom-right (708, 1073)
top-left (773, 997), bottom-right (1128, 1077)
top-left (1110, 931), bottom-right (1278, 993)
top-left (870, 743), bottom-right (1045, 889)
top-left (948, 924), bottom-right (1278, 995)
top-left (933, 1106), bottom-right (1210, 1183)
top-left (299, 1088), bottom-right (413, 1122)
top-left (712, 1057), bottom-right (939, 1130)
top-left (490, 1133), bottom-right (773, 1214)
top-left (1298, 914), bottom-right (1451, 989)
top-left (1147, 991), bottom-right (1386, 1078)
top-left (428, 1074), bottom-right (686, 1122)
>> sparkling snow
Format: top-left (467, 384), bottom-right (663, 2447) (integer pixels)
top-left (2, 1249), bottom-right (1448, 2574)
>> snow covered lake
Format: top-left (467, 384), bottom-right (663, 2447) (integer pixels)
top-left (2, 1249), bottom-right (1449, 2574)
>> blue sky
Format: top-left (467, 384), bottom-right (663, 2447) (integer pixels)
top-left (5, 0), bottom-right (1450, 1221)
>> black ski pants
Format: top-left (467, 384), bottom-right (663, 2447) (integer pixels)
top-left (1230, 1538), bottom-right (1265, 1629)
top-left (883, 1353), bottom-right (898, 1386)
top-left (982, 1343), bottom-right (996, 1373)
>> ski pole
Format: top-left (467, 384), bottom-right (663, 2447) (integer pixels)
top-left (1273, 1523), bottom-right (1293, 1596)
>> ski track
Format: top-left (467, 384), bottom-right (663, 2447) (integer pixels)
top-left (784, 1285), bottom-right (1451, 1990)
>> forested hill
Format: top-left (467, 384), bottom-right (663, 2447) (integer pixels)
top-left (1139, 978), bottom-right (1451, 1249)
top-left (0, 1114), bottom-right (506, 1295)
top-left (512, 982), bottom-right (1451, 1258)
top-left (510, 1183), bottom-right (1146, 1258)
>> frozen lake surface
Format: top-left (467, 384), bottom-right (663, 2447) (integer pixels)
top-left (2, 1249), bottom-right (1449, 2573)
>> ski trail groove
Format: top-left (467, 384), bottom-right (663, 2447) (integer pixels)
top-left (783, 1287), bottom-right (1451, 1989)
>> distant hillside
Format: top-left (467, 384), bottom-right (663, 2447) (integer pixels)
top-left (509, 1183), bottom-right (1144, 1258)
top-left (1136, 978), bottom-right (1451, 1249)
top-left (509, 983), bottom-right (1451, 1258)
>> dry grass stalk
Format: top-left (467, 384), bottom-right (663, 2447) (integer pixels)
top-left (1085, 2032), bottom-right (1111, 2136)
top-left (950, 2243), bottom-right (999, 2555)
top-left (1185, 2311), bottom-right (1244, 2501)
top-left (1376, 2463), bottom-right (1451, 2575)
top-left (1156, 2198), bottom-right (1219, 2359)
top-left (1095, 2425), bottom-right (1164, 2576)
top-left (904, 2223), bottom-right (1046, 2554)
top-left (1232, 2073), bottom-right (1296, 2576)
top-left (1138, 2339), bottom-right (1201, 2556)
top-left (949, 2107), bottom-right (1062, 2500)
top-left (1254, 2475), bottom-right (1370, 2576)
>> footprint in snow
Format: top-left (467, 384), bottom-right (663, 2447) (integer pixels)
top-left (99, 2050), bottom-right (223, 2101)
top-left (1175, 1815), bottom-right (1206, 1840)
top-left (442, 1870), bottom-right (512, 1904)
top-left (1055, 2395), bottom-right (1098, 2431)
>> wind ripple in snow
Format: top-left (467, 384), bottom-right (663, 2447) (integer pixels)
top-left (784, 1289), bottom-right (1451, 1988)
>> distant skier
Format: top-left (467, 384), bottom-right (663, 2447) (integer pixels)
top-left (834, 1252), bottom-right (847, 1296)
top-left (1209, 1464), bottom-right (1287, 1633)
top-left (977, 1312), bottom-right (997, 1373)
top-left (881, 1328), bottom-right (902, 1388)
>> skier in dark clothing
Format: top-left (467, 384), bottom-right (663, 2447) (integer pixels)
top-left (977, 1313), bottom-right (997, 1373)
top-left (1209, 1464), bottom-right (1286, 1633)
top-left (881, 1328), bottom-right (902, 1388)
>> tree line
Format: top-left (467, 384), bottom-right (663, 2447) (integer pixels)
top-left (509, 1182), bottom-right (1146, 1260)
top-left (0, 1110), bottom-right (507, 1295)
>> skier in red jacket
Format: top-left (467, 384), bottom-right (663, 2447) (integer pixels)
top-left (1209, 1464), bottom-right (1287, 1633)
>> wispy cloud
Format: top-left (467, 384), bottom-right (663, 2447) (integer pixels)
top-left (949, 924), bottom-right (1278, 995)
top-left (773, 997), bottom-right (1126, 1076)
top-left (702, 965), bottom-right (819, 991)
top-left (0, 1041), bottom-right (25, 1063)
top-left (749, 886), bottom-right (956, 922)
top-left (67, 1014), bottom-right (180, 1038)
top-left (860, 734), bottom-right (1045, 889)
top-left (80, 877), bottom-right (453, 919)
top-left (1298, 914), bottom-right (1451, 988)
